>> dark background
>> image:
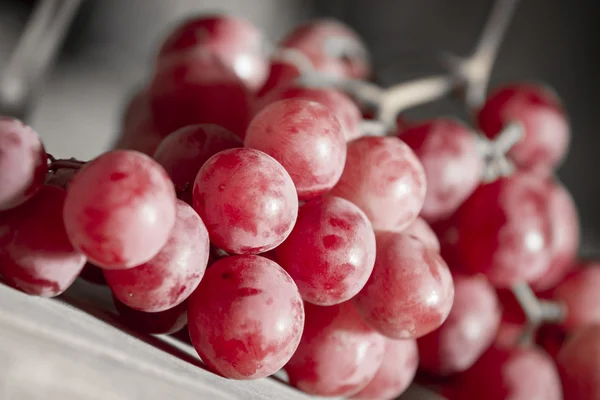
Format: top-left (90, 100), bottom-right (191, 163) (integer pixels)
top-left (1, 0), bottom-right (599, 252)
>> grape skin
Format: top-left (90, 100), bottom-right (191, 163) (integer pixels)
top-left (113, 296), bottom-right (188, 335)
top-left (394, 216), bottom-right (440, 252)
top-left (351, 338), bottom-right (418, 400)
top-left (275, 196), bottom-right (376, 306)
top-left (417, 274), bottom-right (501, 376)
top-left (245, 99), bottom-right (347, 200)
top-left (553, 264), bottom-right (600, 331)
top-left (104, 200), bottom-right (209, 312)
top-left (557, 324), bottom-right (600, 400)
top-left (285, 301), bottom-right (385, 397)
top-left (0, 117), bottom-right (48, 211)
top-left (187, 255), bottom-right (304, 380)
top-left (353, 232), bottom-right (454, 339)
top-left (0, 186), bottom-right (86, 296)
top-left (193, 148), bottom-right (298, 254)
top-left (330, 136), bottom-right (427, 231)
top-left (63, 150), bottom-right (177, 270)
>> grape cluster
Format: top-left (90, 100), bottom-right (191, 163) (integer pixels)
top-left (0, 12), bottom-right (596, 400)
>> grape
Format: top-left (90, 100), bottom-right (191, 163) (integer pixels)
top-left (121, 87), bottom-right (150, 137)
top-left (399, 118), bottom-right (483, 222)
top-left (156, 15), bottom-right (268, 91)
top-left (557, 324), bottom-right (600, 400)
top-left (153, 124), bottom-right (242, 203)
top-left (193, 148), bottom-right (298, 254)
top-left (0, 185), bottom-right (86, 296)
top-left (104, 200), bottom-right (209, 312)
top-left (187, 255), bottom-right (304, 380)
top-left (260, 85), bottom-right (362, 141)
top-left (330, 136), bottom-right (427, 231)
top-left (536, 323), bottom-right (567, 362)
top-left (449, 172), bottom-right (552, 287)
top-left (256, 61), bottom-right (302, 99)
top-left (353, 232), bottom-right (454, 339)
top-left (149, 52), bottom-right (252, 138)
top-left (398, 216), bottom-right (440, 252)
top-left (552, 264), bottom-right (600, 331)
top-left (285, 301), bottom-right (385, 397)
top-left (63, 150), bottom-right (177, 270)
top-left (0, 117), bottom-right (48, 211)
top-left (275, 196), bottom-right (376, 306)
top-left (450, 346), bottom-right (562, 400)
top-left (113, 296), bottom-right (188, 335)
top-left (351, 338), bottom-right (419, 400)
top-left (477, 83), bottom-right (569, 172)
top-left (280, 19), bottom-right (370, 79)
top-left (532, 180), bottom-right (579, 291)
top-left (418, 275), bottom-right (501, 375)
top-left (244, 99), bottom-right (347, 200)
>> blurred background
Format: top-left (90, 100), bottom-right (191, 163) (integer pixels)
top-left (0, 0), bottom-right (598, 251)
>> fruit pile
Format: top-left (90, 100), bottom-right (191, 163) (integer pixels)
top-left (0, 11), bottom-right (596, 400)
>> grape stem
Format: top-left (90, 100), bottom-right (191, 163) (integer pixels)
top-left (511, 281), bottom-right (566, 346)
top-left (48, 156), bottom-right (86, 171)
top-left (477, 121), bottom-right (524, 182)
top-left (358, 119), bottom-right (388, 137)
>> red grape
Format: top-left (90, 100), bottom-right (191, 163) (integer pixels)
top-left (256, 60), bottom-right (302, 99)
top-left (532, 180), bottom-right (579, 291)
top-left (280, 19), bottom-right (370, 79)
top-left (330, 136), bottom-right (426, 231)
top-left (153, 124), bottom-right (242, 202)
top-left (157, 15), bottom-right (268, 91)
top-left (187, 255), bottom-right (304, 380)
top-left (245, 99), bottom-right (346, 199)
top-left (259, 84), bottom-right (362, 141)
top-left (557, 324), bottom-right (600, 400)
top-left (552, 264), bottom-right (600, 331)
top-left (477, 83), bottom-right (569, 172)
top-left (63, 150), bottom-right (177, 270)
top-left (113, 296), bottom-right (188, 335)
top-left (399, 118), bottom-right (483, 222)
top-left (0, 186), bottom-right (86, 296)
top-left (399, 216), bottom-right (440, 252)
top-left (149, 52), bottom-right (252, 138)
top-left (0, 117), bottom-right (48, 211)
top-left (351, 338), bottom-right (419, 400)
top-left (450, 172), bottom-right (552, 287)
top-left (285, 301), bottom-right (385, 397)
top-left (275, 196), bottom-right (376, 305)
top-left (353, 232), bottom-right (454, 339)
top-left (450, 345), bottom-right (562, 400)
top-left (418, 275), bottom-right (501, 375)
top-left (104, 200), bottom-right (209, 312)
top-left (193, 148), bottom-right (298, 254)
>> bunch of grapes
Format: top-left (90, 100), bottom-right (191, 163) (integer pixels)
top-left (0, 8), bottom-right (598, 400)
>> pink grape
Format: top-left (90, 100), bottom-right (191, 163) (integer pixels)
top-left (477, 83), bottom-right (569, 172)
top-left (450, 345), bottom-right (562, 400)
top-left (532, 180), bottom-right (579, 291)
top-left (280, 19), bottom-right (370, 79)
top-left (418, 275), bottom-right (501, 375)
top-left (150, 52), bottom-right (252, 138)
top-left (397, 216), bottom-right (440, 252)
top-left (557, 324), bottom-right (600, 400)
top-left (0, 117), bottom-right (48, 211)
top-left (157, 15), bottom-right (268, 90)
top-left (285, 301), bottom-right (385, 397)
top-left (63, 150), bottom-right (177, 270)
top-left (0, 185), bottom-right (86, 296)
top-left (330, 136), bottom-right (427, 231)
top-left (244, 99), bottom-right (346, 199)
top-left (351, 338), bottom-right (419, 400)
top-left (256, 60), bottom-right (302, 98)
top-left (193, 148), bottom-right (298, 254)
top-left (400, 118), bottom-right (483, 222)
top-left (275, 196), bottom-right (376, 305)
top-left (153, 124), bottom-right (242, 202)
top-left (113, 296), bottom-right (188, 335)
top-left (187, 255), bottom-right (304, 380)
top-left (104, 200), bottom-right (209, 312)
top-left (553, 264), bottom-right (600, 331)
top-left (260, 85), bottom-right (362, 141)
top-left (450, 172), bottom-right (552, 287)
top-left (353, 232), bottom-right (454, 339)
